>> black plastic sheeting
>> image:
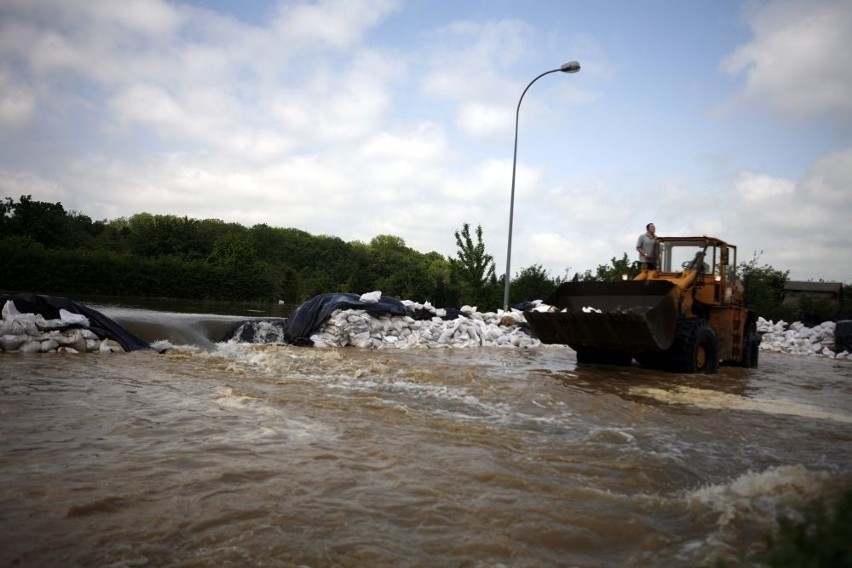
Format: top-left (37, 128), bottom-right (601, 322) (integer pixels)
top-left (284, 293), bottom-right (408, 345)
top-left (221, 293), bottom-right (469, 346)
top-left (282, 293), bottom-right (475, 346)
top-left (836, 320), bottom-right (852, 353)
top-left (0, 293), bottom-right (152, 352)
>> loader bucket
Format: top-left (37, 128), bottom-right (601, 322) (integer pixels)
top-left (524, 280), bottom-right (679, 352)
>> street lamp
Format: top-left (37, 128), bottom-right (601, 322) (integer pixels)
top-left (503, 60), bottom-right (580, 311)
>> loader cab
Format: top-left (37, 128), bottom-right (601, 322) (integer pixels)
top-left (655, 237), bottom-right (740, 306)
top-left (657, 238), bottom-right (716, 275)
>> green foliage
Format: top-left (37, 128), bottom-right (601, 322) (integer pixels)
top-left (739, 252), bottom-right (791, 321)
top-left (450, 223), bottom-right (497, 309)
top-left (791, 297), bottom-right (842, 327)
top-left (125, 213), bottom-right (221, 260)
top-left (343, 235), bottom-right (443, 303)
top-left (209, 233), bottom-right (257, 268)
top-left (0, 238), bottom-right (272, 301)
top-left (270, 265), bottom-right (303, 304)
top-left (571, 253), bottom-right (634, 282)
top-left (423, 252), bottom-right (458, 308)
top-left (0, 195), bottom-right (95, 249)
top-left (511, 264), bottom-right (563, 303)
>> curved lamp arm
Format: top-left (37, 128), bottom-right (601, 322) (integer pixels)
top-left (503, 61), bottom-right (580, 311)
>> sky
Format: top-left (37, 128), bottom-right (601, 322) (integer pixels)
top-left (1, 0), bottom-right (851, 285)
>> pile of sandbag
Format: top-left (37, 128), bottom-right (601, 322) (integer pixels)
top-left (757, 317), bottom-right (849, 359)
top-left (1, 299), bottom-right (124, 353)
top-left (311, 301), bottom-right (538, 349)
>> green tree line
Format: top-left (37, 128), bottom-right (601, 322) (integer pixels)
top-left (0, 196), bottom-right (566, 310)
top-left (1, 195), bottom-right (848, 320)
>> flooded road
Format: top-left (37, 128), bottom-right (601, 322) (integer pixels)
top-left (1, 343), bottom-right (850, 567)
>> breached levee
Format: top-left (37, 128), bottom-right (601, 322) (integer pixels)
top-left (227, 291), bottom-right (543, 349)
top-left (2, 290), bottom-right (850, 358)
top-left (292, 301), bottom-right (539, 348)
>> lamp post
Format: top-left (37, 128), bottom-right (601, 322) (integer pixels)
top-left (503, 60), bottom-right (580, 311)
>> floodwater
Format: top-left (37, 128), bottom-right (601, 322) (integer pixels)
top-left (1, 311), bottom-right (851, 567)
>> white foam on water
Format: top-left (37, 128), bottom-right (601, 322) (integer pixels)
top-left (210, 385), bottom-right (335, 443)
top-left (151, 339), bottom-right (201, 353)
top-left (687, 464), bottom-right (834, 526)
top-left (674, 464), bottom-right (845, 566)
top-left (585, 426), bottom-right (637, 445)
top-left (222, 343), bottom-right (581, 433)
top-left (629, 385), bottom-right (852, 424)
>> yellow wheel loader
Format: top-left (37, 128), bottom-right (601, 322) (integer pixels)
top-left (524, 236), bottom-right (760, 373)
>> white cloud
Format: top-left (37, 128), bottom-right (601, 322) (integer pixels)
top-left (1, 0), bottom-right (851, 288)
top-left (440, 158), bottom-right (514, 203)
top-left (270, 0), bottom-right (399, 52)
top-left (73, 0), bottom-right (182, 38)
top-left (0, 68), bottom-right (35, 127)
top-left (801, 148), bottom-right (852, 205)
top-left (0, 170), bottom-right (65, 203)
top-left (456, 102), bottom-right (509, 137)
top-left (723, 0), bottom-right (852, 122)
top-left (109, 84), bottom-right (186, 130)
top-left (709, 150), bottom-right (852, 281)
top-left (420, 19), bottom-right (534, 101)
top-left (733, 171), bottom-right (795, 203)
top-left (526, 232), bottom-right (577, 275)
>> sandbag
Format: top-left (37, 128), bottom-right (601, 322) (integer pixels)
top-left (0, 293), bottom-right (151, 352)
top-left (285, 292), bottom-right (408, 344)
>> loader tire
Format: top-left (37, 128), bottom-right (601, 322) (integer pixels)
top-left (575, 347), bottom-right (633, 366)
top-left (737, 317), bottom-right (759, 368)
top-left (663, 319), bottom-right (719, 374)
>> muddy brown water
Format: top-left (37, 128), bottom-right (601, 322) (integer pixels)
top-left (1, 327), bottom-right (851, 567)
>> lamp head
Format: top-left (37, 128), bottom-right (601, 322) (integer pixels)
top-left (560, 61), bottom-right (581, 73)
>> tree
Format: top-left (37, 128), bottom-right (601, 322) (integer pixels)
top-left (450, 223), bottom-right (496, 308)
top-left (370, 234), bottom-right (407, 250)
top-left (423, 252), bottom-right (457, 308)
top-left (344, 241), bottom-right (378, 295)
top-left (1, 195), bottom-right (73, 248)
top-left (274, 265), bottom-right (303, 304)
top-left (794, 296), bottom-right (839, 326)
top-left (361, 235), bottom-right (436, 301)
top-left (511, 264), bottom-right (563, 303)
top-left (739, 251), bottom-right (790, 321)
top-left (208, 233), bottom-right (256, 268)
top-left (572, 253), bottom-right (634, 282)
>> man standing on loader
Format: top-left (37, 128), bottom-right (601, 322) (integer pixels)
top-left (636, 222), bottom-right (657, 270)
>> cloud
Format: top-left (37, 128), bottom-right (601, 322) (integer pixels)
top-left (270, 0), bottom-right (400, 52)
top-left (420, 19), bottom-right (535, 101)
top-left (1, 0), bottom-right (850, 288)
top-left (722, 0), bottom-right (852, 123)
top-left (526, 232), bottom-right (577, 276)
top-left (419, 18), bottom-right (597, 141)
top-left (0, 67), bottom-right (36, 127)
top-left (0, 0), bottom-right (400, 134)
top-left (733, 171), bottom-right (795, 203)
top-left (801, 147), bottom-right (852, 205)
top-left (456, 102), bottom-right (510, 137)
top-left (714, 149), bottom-right (852, 280)
top-left (0, 170), bottom-right (65, 203)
